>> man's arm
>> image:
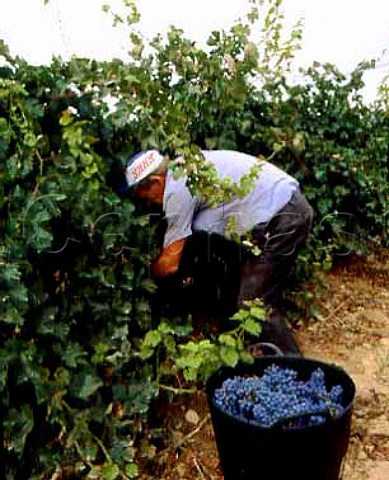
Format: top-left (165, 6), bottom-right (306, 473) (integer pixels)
top-left (151, 238), bottom-right (186, 277)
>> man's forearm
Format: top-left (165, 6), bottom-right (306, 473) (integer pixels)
top-left (150, 238), bottom-right (186, 277)
top-left (151, 255), bottom-right (179, 277)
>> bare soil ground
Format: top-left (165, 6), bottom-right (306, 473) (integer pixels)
top-left (140, 250), bottom-right (389, 480)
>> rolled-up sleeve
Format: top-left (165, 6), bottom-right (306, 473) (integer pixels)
top-left (163, 174), bottom-right (198, 247)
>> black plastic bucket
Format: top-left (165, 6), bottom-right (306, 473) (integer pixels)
top-left (206, 355), bottom-right (356, 480)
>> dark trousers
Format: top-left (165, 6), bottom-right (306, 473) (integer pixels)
top-left (237, 190), bottom-right (313, 355)
top-left (238, 189), bottom-right (314, 308)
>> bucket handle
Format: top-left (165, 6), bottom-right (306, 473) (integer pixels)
top-left (247, 342), bottom-right (284, 357)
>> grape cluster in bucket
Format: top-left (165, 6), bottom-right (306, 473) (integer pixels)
top-left (213, 364), bottom-right (344, 428)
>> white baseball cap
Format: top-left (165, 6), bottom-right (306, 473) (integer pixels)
top-left (125, 150), bottom-right (164, 188)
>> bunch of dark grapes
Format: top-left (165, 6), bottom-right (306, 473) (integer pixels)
top-left (213, 365), bottom-right (345, 428)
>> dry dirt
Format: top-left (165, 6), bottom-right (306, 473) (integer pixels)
top-left (139, 250), bottom-right (389, 480)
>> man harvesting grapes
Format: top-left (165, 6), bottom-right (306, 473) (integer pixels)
top-left (123, 149), bottom-right (313, 355)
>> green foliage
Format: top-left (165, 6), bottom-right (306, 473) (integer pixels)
top-left (140, 300), bottom-right (265, 383)
top-left (0, 47), bottom-right (159, 479)
top-left (1, 0), bottom-right (389, 478)
top-left (271, 61), bottom-right (389, 252)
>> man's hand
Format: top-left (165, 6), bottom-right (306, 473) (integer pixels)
top-left (151, 238), bottom-right (186, 277)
